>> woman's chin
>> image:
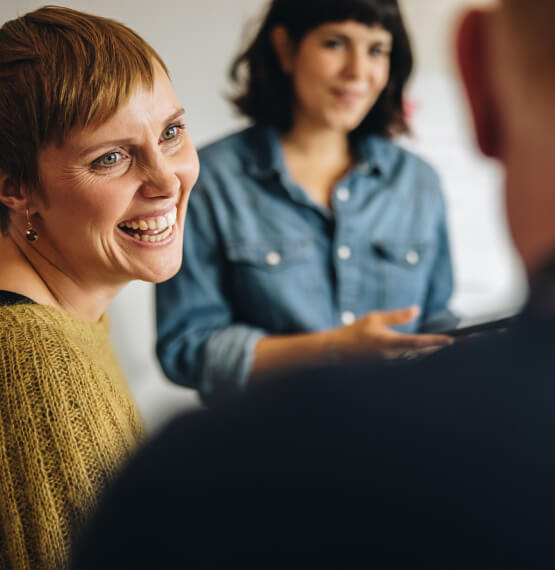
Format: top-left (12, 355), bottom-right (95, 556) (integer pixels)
top-left (115, 224), bottom-right (184, 283)
top-left (137, 253), bottom-right (183, 284)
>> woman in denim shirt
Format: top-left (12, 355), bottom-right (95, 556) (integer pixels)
top-left (156, 0), bottom-right (456, 403)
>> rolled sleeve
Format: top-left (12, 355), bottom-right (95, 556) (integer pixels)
top-left (199, 326), bottom-right (266, 404)
top-left (156, 174), bottom-right (269, 406)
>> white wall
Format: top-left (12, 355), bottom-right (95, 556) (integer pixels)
top-left (1, 1), bottom-right (526, 433)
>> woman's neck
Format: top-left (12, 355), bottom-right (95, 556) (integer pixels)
top-left (280, 121), bottom-right (353, 208)
top-left (281, 118), bottom-right (351, 162)
top-left (0, 233), bottom-right (121, 322)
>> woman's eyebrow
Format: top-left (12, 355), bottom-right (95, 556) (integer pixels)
top-left (164, 107), bottom-right (185, 124)
top-left (78, 108), bottom-right (186, 158)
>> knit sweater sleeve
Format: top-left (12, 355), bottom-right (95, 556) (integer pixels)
top-left (0, 305), bottom-right (144, 569)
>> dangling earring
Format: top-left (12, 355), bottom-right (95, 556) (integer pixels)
top-left (25, 208), bottom-right (39, 242)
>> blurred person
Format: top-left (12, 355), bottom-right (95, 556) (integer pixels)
top-left (72, 0), bottom-right (555, 568)
top-left (156, 0), bottom-right (456, 404)
top-left (0, 6), bottom-right (198, 568)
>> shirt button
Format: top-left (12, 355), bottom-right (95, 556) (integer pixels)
top-left (336, 187), bottom-right (350, 201)
top-left (265, 251), bottom-right (281, 266)
top-left (405, 250), bottom-right (420, 265)
top-left (341, 311), bottom-right (356, 326)
top-left (337, 245), bottom-right (352, 260)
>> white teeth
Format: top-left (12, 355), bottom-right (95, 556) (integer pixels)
top-left (128, 225), bottom-right (174, 243)
top-left (120, 206), bottom-right (178, 242)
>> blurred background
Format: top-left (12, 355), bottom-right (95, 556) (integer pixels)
top-left (1, 0), bottom-right (525, 433)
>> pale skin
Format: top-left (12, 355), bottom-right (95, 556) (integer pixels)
top-left (251, 20), bottom-right (453, 378)
top-left (0, 66), bottom-right (199, 322)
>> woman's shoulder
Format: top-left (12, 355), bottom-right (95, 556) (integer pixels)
top-left (0, 302), bottom-right (108, 336)
top-left (197, 125), bottom-right (273, 173)
top-left (0, 303), bottom-right (140, 437)
top-left (0, 306), bottom-right (142, 569)
top-left (360, 136), bottom-right (444, 205)
top-left (361, 135), bottom-right (440, 181)
top-left (0, 304), bottom-right (112, 371)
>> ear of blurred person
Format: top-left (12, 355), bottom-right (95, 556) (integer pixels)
top-left (71, 2), bottom-right (555, 568)
top-left (458, 2), bottom-right (555, 276)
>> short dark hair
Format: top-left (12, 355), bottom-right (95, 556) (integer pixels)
top-left (229, 0), bottom-right (413, 141)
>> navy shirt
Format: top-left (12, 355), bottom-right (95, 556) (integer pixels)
top-left (156, 126), bottom-right (457, 402)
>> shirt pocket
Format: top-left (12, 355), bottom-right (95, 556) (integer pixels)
top-left (371, 239), bottom-right (434, 315)
top-left (224, 239), bottom-right (320, 331)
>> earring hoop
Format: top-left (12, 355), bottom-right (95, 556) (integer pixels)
top-left (25, 208), bottom-right (39, 242)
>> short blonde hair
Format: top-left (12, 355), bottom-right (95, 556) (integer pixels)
top-left (0, 5), bottom-right (168, 234)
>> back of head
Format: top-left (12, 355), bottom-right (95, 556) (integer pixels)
top-left (502, 0), bottom-right (555, 79)
top-left (230, 0), bottom-right (412, 138)
top-left (0, 5), bottom-right (167, 234)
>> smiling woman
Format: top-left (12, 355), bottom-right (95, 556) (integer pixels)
top-left (156, 0), bottom-right (457, 405)
top-left (33, 76), bottom-right (195, 296)
top-left (0, 6), bottom-right (198, 568)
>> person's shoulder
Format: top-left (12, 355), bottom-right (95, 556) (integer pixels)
top-left (197, 125), bottom-right (265, 170)
top-left (0, 303), bottom-right (103, 339)
top-left (192, 125), bottom-right (274, 203)
top-left (366, 135), bottom-right (441, 189)
top-left (0, 303), bottom-right (63, 336)
top-left (0, 304), bottom-right (138, 431)
top-left (0, 306), bottom-right (77, 402)
top-left (0, 304), bottom-right (112, 374)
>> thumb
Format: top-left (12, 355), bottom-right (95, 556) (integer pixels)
top-left (375, 305), bottom-right (420, 327)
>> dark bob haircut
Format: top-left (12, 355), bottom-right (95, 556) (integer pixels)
top-left (229, 0), bottom-right (413, 140)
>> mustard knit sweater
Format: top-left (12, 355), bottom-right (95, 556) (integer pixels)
top-left (0, 301), bottom-right (144, 569)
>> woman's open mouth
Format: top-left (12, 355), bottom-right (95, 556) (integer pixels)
top-left (118, 207), bottom-right (177, 243)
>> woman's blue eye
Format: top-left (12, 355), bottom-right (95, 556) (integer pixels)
top-left (100, 152), bottom-right (119, 166)
top-left (161, 126), bottom-right (178, 141)
top-left (91, 150), bottom-right (127, 172)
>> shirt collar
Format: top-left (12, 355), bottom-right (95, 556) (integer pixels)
top-left (244, 125), bottom-right (395, 181)
top-left (244, 125), bottom-right (286, 180)
top-left (354, 135), bottom-right (396, 178)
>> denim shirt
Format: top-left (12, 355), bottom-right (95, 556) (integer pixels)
top-left (156, 125), bottom-right (457, 403)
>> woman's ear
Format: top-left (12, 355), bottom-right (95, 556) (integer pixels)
top-left (457, 9), bottom-right (502, 158)
top-left (0, 174), bottom-right (30, 214)
top-left (271, 26), bottom-right (295, 74)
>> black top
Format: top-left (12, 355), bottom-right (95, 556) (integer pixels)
top-left (0, 290), bottom-right (35, 307)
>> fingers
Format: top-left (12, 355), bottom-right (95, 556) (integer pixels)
top-left (394, 345), bottom-right (446, 361)
top-left (370, 305), bottom-right (421, 327)
top-left (385, 332), bottom-right (453, 350)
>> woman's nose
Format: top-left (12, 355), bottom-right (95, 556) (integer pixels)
top-left (344, 46), bottom-right (375, 81)
top-left (343, 50), bottom-right (365, 79)
top-left (140, 156), bottom-right (180, 199)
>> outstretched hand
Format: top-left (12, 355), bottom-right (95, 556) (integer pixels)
top-left (332, 306), bottom-right (453, 360)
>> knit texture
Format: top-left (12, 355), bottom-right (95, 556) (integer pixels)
top-left (0, 304), bottom-right (144, 569)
